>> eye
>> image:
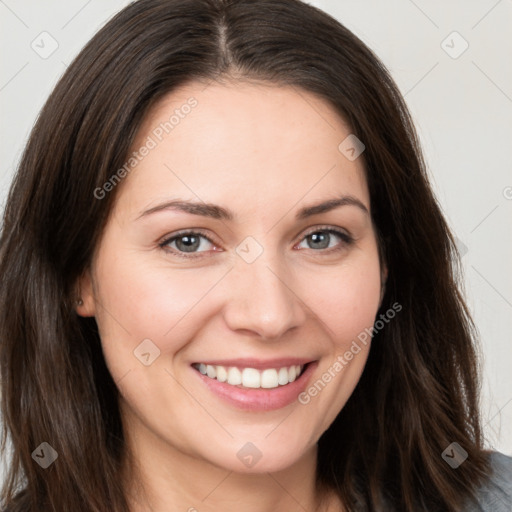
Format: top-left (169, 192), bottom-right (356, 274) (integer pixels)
top-left (159, 230), bottom-right (218, 257)
top-left (296, 227), bottom-right (354, 252)
top-left (159, 226), bottom-right (354, 259)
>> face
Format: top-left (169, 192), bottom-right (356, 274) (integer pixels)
top-left (79, 80), bottom-right (384, 474)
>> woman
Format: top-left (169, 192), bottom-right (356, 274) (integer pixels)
top-left (0, 0), bottom-right (510, 510)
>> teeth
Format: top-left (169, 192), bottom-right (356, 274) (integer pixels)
top-left (206, 364), bottom-right (216, 378)
top-left (194, 363), bottom-right (304, 389)
top-left (227, 367), bottom-right (242, 385)
top-left (261, 369), bottom-right (278, 389)
top-left (242, 368), bottom-right (260, 388)
top-left (216, 365), bottom-right (228, 382)
top-left (278, 367), bottom-right (289, 385)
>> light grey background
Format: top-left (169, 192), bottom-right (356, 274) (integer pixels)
top-left (1, 0), bottom-right (511, 483)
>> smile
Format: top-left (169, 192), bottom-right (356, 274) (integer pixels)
top-left (192, 363), bottom-right (305, 389)
top-left (191, 358), bottom-right (317, 411)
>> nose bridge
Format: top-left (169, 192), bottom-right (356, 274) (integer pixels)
top-left (222, 247), bottom-right (306, 339)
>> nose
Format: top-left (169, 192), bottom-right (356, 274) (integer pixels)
top-left (221, 256), bottom-right (308, 341)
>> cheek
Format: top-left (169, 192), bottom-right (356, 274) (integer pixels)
top-left (92, 248), bottom-right (228, 368)
top-left (310, 255), bottom-right (382, 346)
top-left (294, 260), bottom-right (381, 434)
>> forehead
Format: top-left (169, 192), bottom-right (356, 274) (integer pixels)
top-left (117, 80), bottom-right (369, 216)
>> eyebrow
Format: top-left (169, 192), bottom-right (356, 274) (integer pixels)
top-left (137, 195), bottom-right (369, 221)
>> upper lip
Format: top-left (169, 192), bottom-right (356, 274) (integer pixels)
top-left (191, 358), bottom-right (314, 370)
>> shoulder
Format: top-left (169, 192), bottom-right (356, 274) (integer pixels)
top-left (465, 450), bottom-right (512, 511)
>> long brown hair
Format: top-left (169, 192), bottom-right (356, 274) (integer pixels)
top-left (0, 0), bottom-right (491, 510)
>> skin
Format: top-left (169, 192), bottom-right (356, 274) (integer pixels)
top-left (78, 80), bottom-right (385, 512)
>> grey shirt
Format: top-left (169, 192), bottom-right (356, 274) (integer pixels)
top-left (465, 451), bottom-right (512, 511)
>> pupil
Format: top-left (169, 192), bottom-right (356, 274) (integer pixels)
top-left (177, 235), bottom-right (200, 252)
top-left (310, 232), bottom-right (329, 249)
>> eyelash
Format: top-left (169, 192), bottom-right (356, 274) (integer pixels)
top-left (159, 226), bottom-right (354, 260)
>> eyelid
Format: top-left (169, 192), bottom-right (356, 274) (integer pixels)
top-left (159, 228), bottom-right (215, 245)
top-left (299, 224), bottom-right (353, 241)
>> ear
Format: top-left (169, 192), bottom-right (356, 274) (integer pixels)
top-left (75, 269), bottom-right (96, 317)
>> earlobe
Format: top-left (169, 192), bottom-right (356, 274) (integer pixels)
top-left (75, 270), bottom-right (96, 317)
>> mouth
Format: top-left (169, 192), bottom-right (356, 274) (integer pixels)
top-left (191, 359), bottom-right (318, 411)
top-left (191, 362), bottom-right (307, 389)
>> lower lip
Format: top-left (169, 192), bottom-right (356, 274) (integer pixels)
top-left (193, 362), bottom-right (318, 411)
